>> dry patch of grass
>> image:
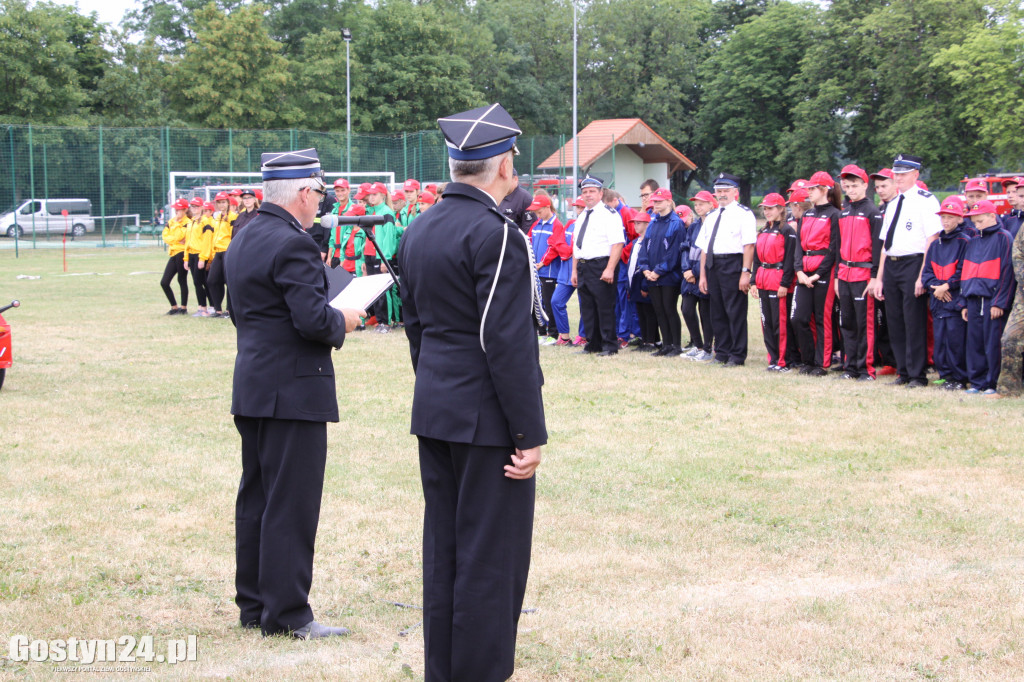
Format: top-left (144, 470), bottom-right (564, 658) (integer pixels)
top-left (1, 248), bottom-right (1022, 680)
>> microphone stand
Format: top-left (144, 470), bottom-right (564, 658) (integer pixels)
top-left (360, 219), bottom-right (401, 292)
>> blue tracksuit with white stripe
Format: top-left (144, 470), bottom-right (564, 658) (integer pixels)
top-left (920, 224), bottom-right (969, 382)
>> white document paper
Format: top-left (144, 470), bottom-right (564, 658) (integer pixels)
top-left (329, 273), bottom-right (395, 312)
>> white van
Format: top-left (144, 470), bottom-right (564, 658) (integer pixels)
top-left (1, 199), bottom-right (95, 237)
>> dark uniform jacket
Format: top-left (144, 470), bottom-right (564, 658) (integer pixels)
top-left (498, 184), bottom-right (536, 234)
top-left (398, 182), bottom-right (547, 449)
top-left (225, 202), bottom-right (348, 422)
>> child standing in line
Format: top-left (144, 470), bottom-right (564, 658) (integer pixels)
top-left (921, 197), bottom-right (971, 390)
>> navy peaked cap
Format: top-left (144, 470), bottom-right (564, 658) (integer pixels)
top-left (261, 148), bottom-right (323, 181)
top-left (892, 154), bottom-right (923, 173)
top-left (579, 174), bottom-right (604, 189)
top-left (713, 172), bottom-right (741, 188)
top-left (438, 104), bottom-right (521, 161)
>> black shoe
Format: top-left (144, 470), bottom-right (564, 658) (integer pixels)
top-left (907, 378), bottom-right (928, 388)
top-left (663, 345), bottom-right (684, 357)
top-left (891, 376), bottom-right (911, 386)
top-left (165, 308), bottom-right (178, 315)
top-left (724, 359), bottom-right (744, 367)
top-left (596, 349), bottom-right (618, 357)
top-left (290, 620), bottom-right (350, 640)
top-left (808, 367), bottom-right (828, 377)
top-left (776, 365), bottom-right (792, 373)
top-left (575, 348), bottom-right (595, 355)
top-left (628, 337), bottom-right (644, 347)
top-left (798, 365), bottom-right (813, 375)
top-left (652, 345), bottom-right (670, 357)
top-left (943, 381), bottom-right (964, 391)
top-left (838, 372), bottom-right (856, 380)
top-left (176, 308), bottom-right (188, 316)
top-left (856, 374), bottom-right (875, 382)
top-left (640, 343), bottom-right (659, 352)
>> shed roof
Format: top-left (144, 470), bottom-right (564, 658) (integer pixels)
top-left (537, 119), bottom-right (696, 173)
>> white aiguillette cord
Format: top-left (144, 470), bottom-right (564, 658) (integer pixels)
top-left (480, 212), bottom-right (548, 353)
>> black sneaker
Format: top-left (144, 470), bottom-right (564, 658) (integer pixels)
top-left (838, 372), bottom-right (856, 380)
top-left (943, 381), bottom-right (964, 391)
top-left (856, 374), bottom-right (875, 382)
top-left (799, 365), bottom-right (813, 375)
top-left (907, 378), bottom-right (928, 388)
top-left (166, 308), bottom-right (178, 315)
top-left (809, 367), bottom-right (828, 377)
top-left (776, 365), bottom-right (792, 373)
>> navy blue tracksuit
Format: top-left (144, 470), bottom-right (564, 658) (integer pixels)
top-left (960, 226), bottom-right (1017, 390)
top-left (920, 224), bottom-right (969, 383)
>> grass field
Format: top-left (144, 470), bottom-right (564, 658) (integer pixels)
top-left (1, 247), bottom-right (1022, 681)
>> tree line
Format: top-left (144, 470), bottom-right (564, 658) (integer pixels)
top-left (2, 0), bottom-right (1023, 190)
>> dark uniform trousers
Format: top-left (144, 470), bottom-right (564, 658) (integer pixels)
top-left (759, 291), bottom-right (791, 367)
top-left (883, 255), bottom-right (929, 382)
top-left (707, 253), bottom-right (748, 363)
top-left (933, 313), bottom-right (967, 383)
top-left (792, 272), bottom-right (837, 369)
top-left (577, 257), bottom-right (619, 352)
top-left (187, 253), bottom-right (209, 307)
top-left (418, 437), bottom-right (535, 682)
top-left (965, 297), bottom-right (1008, 391)
top-left (234, 415), bottom-right (326, 635)
top-left (838, 279), bottom-right (872, 377)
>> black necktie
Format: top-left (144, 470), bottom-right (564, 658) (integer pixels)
top-left (705, 208), bottom-right (724, 270)
top-left (575, 209), bottom-right (593, 249)
top-left (883, 194), bottom-right (904, 251)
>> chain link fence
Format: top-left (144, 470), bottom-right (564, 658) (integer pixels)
top-left (1, 124), bottom-right (577, 251)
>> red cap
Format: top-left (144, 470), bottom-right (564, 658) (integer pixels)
top-left (214, 191), bottom-right (230, 201)
top-left (527, 195), bottom-right (552, 211)
top-left (839, 165), bottom-right (868, 183)
top-left (870, 168), bottom-right (894, 181)
top-left (689, 190), bottom-right (715, 203)
top-left (190, 197), bottom-right (204, 207)
top-left (368, 182), bottom-right (388, 195)
top-left (254, 189), bottom-right (263, 201)
top-left (967, 200), bottom-right (997, 216)
top-left (359, 182), bottom-right (372, 192)
top-left (172, 198), bottom-right (189, 210)
top-left (631, 210), bottom-right (652, 223)
top-left (392, 191), bottom-right (405, 202)
top-left (426, 183), bottom-right (438, 194)
top-left (228, 196), bottom-right (239, 207)
top-left (1001, 176), bottom-right (1024, 189)
top-left (403, 179), bottom-right (420, 191)
top-left (333, 178), bottom-right (350, 189)
top-left (916, 180), bottom-right (928, 190)
top-left (760, 192), bottom-right (787, 208)
top-left (354, 190), bottom-right (368, 201)
top-left (572, 196), bottom-right (586, 208)
top-left (937, 196), bottom-right (965, 217)
top-left (674, 205), bottom-right (693, 219)
top-left (343, 204), bottom-right (366, 217)
top-left (964, 178), bottom-right (987, 193)
top-left (787, 179), bottom-right (809, 193)
top-left (788, 189), bottom-right (810, 203)
top-left (203, 201), bottom-right (215, 211)
top-left (229, 189), bottom-right (243, 196)
top-left (649, 188), bottom-right (673, 202)
top-left (807, 171), bottom-right (835, 188)
top-left (418, 191), bottom-right (436, 205)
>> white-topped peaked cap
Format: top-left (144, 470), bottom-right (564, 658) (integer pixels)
top-left (261, 148), bottom-right (324, 181)
top-left (438, 104), bottom-right (521, 161)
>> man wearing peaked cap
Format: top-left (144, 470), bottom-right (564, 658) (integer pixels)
top-left (398, 103), bottom-right (546, 682)
top-left (873, 153), bottom-right (942, 387)
top-left (224, 148), bottom-right (364, 640)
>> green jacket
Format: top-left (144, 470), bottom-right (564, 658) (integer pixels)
top-left (368, 203), bottom-right (400, 259)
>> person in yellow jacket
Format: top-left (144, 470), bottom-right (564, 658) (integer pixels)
top-left (160, 198), bottom-right (191, 315)
top-left (183, 197), bottom-right (215, 317)
top-left (206, 191), bottom-right (237, 318)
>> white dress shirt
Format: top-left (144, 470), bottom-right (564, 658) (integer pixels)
top-left (879, 187), bottom-right (941, 256)
top-left (573, 204), bottom-right (625, 260)
top-left (695, 202), bottom-right (757, 254)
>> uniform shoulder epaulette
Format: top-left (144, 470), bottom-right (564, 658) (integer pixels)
top-left (738, 204), bottom-right (752, 212)
top-left (602, 205), bottom-right (617, 214)
top-left (917, 189), bottom-right (933, 198)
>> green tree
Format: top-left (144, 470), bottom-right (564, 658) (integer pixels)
top-left (933, 2), bottom-right (1024, 168)
top-left (696, 1), bottom-right (822, 186)
top-left (0, 0), bottom-right (95, 123)
top-left (167, 3), bottom-right (296, 129)
top-left (93, 35), bottom-right (173, 126)
top-left (289, 28), bottom-right (362, 131)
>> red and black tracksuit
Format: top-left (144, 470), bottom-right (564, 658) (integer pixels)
top-left (792, 203), bottom-right (841, 369)
top-left (920, 224), bottom-right (970, 384)
top-left (753, 221), bottom-right (797, 367)
top-left (960, 226), bottom-right (1017, 390)
top-left (837, 198), bottom-right (883, 378)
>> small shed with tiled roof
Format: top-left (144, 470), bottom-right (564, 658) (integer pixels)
top-left (537, 118), bottom-right (696, 207)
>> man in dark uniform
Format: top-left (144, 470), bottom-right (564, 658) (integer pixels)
top-left (224, 149), bottom-right (363, 639)
top-left (499, 168), bottom-right (536, 233)
top-left (398, 103), bottom-right (546, 682)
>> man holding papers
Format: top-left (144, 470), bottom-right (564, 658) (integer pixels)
top-left (398, 104), bottom-right (547, 682)
top-left (224, 149), bottom-right (363, 640)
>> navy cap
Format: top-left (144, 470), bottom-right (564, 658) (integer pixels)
top-left (892, 154), bottom-right (923, 173)
top-left (261, 148), bottom-right (323, 181)
top-left (438, 103), bottom-right (521, 161)
top-left (713, 172), bottom-right (740, 189)
top-left (579, 174), bottom-right (604, 190)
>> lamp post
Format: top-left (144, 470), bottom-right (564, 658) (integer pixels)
top-left (571, 2), bottom-right (578, 194)
top-left (342, 28), bottom-right (352, 174)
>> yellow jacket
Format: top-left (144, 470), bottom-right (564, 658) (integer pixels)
top-left (184, 216), bottom-right (214, 261)
top-left (162, 216), bottom-right (189, 257)
top-left (210, 211), bottom-right (237, 256)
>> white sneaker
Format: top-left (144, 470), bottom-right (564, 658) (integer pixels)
top-left (684, 347), bottom-right (701, 358)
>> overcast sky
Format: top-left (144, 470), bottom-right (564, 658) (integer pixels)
top-left (54, 0), bottom-right (137, 28)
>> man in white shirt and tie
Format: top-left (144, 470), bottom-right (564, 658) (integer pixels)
top-left (697, 172), bottom-right (757, 366)
top-left (571, 174), bottom-right (626, 355)
top-left (872, 153), bottom-right (942, 387)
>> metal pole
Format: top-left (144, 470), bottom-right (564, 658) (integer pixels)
top-left (572, 0), bottom-right (579, 192)
top-left (99, 126), bottom-right (106, 244)
top-left (149, 145), bottom-right (155, 229)
top-left (9, 127), bottom-right (17, 257)
top-left (228, 128), bottom-right (234, 173)
top-left (403, 132), bottom-right (408, 182)
top-left (43, 142), bottom-right (49, 241)
top-left (346, 38), bottom-right (351, 173)
top-left (28, 124), bottom-right (36, 248)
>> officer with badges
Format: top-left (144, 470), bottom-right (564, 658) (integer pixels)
top-left (872, 154), bottom-right (942, 387)
top-left (225, 149), bottom-right (364, 639)
top-left (571, 174), bottom-right (626, 355)
top-left (697, 172), bottom-right (757, 366)
top-left (398, 103), bottom-right (546, 682)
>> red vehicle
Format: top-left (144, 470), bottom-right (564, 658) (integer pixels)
top-left (0, 300), bottom-right (19, 391)
top-left (957, 174), bottom-right (1021, 215)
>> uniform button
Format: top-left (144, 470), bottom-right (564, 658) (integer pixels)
top-left (318, 367), bottom-right (322, 372)
top-left (515, 433), bottom-right (525, 440)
